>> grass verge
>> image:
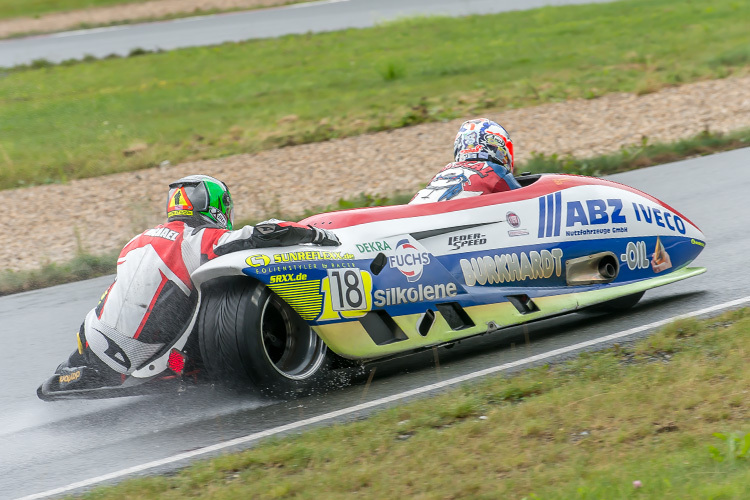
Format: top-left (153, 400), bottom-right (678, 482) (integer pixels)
top-left (2, 127), bottom-right (746, 297)
top-left (1, 0), bottom-right (749, 190)
top-left (71, 308), bottom-right (750, 499)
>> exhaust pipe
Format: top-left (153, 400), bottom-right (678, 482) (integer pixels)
top-left (565, 252), bottom-right (619, 285)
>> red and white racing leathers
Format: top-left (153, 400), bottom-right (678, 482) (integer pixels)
top-left (82, 219), bottom-right (332, 375)
top-left (409, 160), bottom-right (521, 204)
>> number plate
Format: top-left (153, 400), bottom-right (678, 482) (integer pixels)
top-left (327, 268), bottom-right (367, 311)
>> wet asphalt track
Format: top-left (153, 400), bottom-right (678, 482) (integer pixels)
top-left (0, 0), bottom-right (615, 67)
top-left (1, 148), bottom-right (749, 499)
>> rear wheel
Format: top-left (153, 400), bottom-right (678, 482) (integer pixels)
top-left (198, 279), bottom-right (331, 397)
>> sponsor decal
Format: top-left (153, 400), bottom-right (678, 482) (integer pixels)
top-left (651, 236), bottom-right (672, 273)
top-left (448, 233), bottom-right (487, 251)
top-left (631, 203), bottom-right (687, 234)
top-left (246, 251), bottom-right (354, 268)
top-left (167, 209), bottom-right (194, 217)
top-left (565, 227), bottom-right (628, 237)
top-left (506, 211), bottom-right (521, 228)
top-left (505, 211), bottom-right (529, 236)
top-left (508, 229), bottom-right (530, 237)
top-left (388, 239), bottom-right (431, 282)
top-left (246, 254), bottom-right (272, 267)
top-left (356, 241), bottom-right (392, 253)
top-left (269, 273), bottom-right (307, 284)
top-left (318, 269), bottom-right (374, 321)
top-left (460, 248), bottom-right (564, 286)
top-left (168, 187), bottom-right (193, 210)
top-left (208, 206), bottom-right (228, 227)
top-left (374, 283), bottom-right (458, 307)
top-left (167, 187), bottom-right (194, 218)
top-left (620, 238), bottom-right (673, 273)
top-left (621, 241), bottom-right (649, 271)
top-left (691, 238), bottom-right (705, 247)
top-left (58, 370), bottom-right (82, 385)
top-left (538, 192), bottom-right (563, 238)
top-left (538, 195), bottom-right (627, 238)
top-left (144, 227), bottom-right (179, 241)
top-left (566, 199), bottom-right (627, 227)
top-left (274, 250), bottom-right (355, 262)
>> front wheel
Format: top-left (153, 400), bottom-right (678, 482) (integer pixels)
top-left (198, 279), bottom-right (331, 397)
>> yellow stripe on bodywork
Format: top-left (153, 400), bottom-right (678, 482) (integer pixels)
top-left (267, 280), bottom-right (323, 320)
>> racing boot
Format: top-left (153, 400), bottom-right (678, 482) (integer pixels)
top-left (38, 326), bottom-right (122, 398)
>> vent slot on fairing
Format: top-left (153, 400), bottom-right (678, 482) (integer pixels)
top-left (436, 302), bottom-right (475, 331)
top-left (565, 252), bottom-right (619, 286)
top-left (370, 253), bottom-right (388, 275)
top-left (360, 310), bottom-right (408, 345)
top-left (506, 294), bottom-right (540, 315)
top-left (416, 309), bottom-right (436, 336)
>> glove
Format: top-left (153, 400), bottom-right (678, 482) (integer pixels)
top-left (308, 225), bottom-right (340, 246)
top-left (251, 219), bottom-right (340, 247)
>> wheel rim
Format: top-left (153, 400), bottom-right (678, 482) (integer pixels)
top-left (259, 295), bottom-right (327, 381)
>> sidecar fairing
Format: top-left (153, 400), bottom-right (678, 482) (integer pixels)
top-left (189, 173), bottom-right (705, 394)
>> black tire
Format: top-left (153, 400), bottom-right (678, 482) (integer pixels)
top-left (587, 291), bottom-right (645, 313)
top-left (198, 278), bottom-right (332, 397)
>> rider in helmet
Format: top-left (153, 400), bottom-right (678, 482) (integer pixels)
top-left (50, 174), bottom-right (339, 391)
top-left (410, 118), bottom-right (521, 204)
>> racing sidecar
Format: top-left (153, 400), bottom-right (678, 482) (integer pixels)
top-left (38, 173), bottom-right (706, 400)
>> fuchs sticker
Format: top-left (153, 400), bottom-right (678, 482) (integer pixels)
top-left (506, 211), bottom-right (521, 228)
top-left (388, 239), bottom-right (430, 282)
top-left (448, 233), bottom-right (487, 251)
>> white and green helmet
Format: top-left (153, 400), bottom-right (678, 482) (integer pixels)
top-left (166, 175), bottom-right (234, 230)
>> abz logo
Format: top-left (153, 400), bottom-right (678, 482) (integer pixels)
top-left (388, 239), bottom-right (431, 282)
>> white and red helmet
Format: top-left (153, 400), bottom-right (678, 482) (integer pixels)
top-left (453, 118), bottom-right (514, 172)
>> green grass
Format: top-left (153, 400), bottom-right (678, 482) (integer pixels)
top-left (69, 307), bottom-right (750, 499)
top-left (0, 0), bottom-right (155, 20)
top-left (1, 0), bottom-right (749, 190)
top-left (3, 127), bottom-right (746, 296)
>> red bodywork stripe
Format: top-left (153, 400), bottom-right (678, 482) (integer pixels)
top-left (299, 174), bottom-right (698, 230)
